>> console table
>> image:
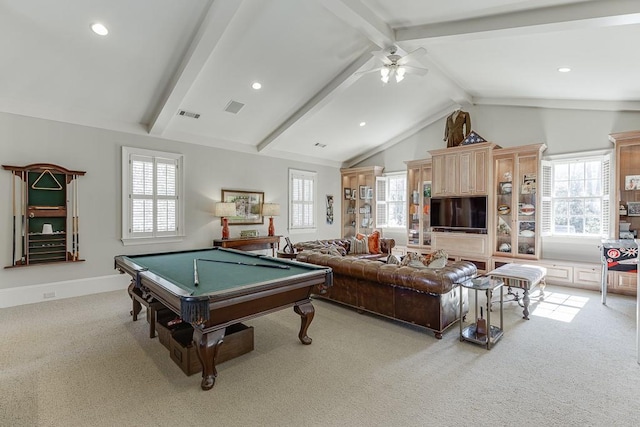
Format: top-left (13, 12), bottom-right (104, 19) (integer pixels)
top-left (213, 235), bottom-right (281, 257)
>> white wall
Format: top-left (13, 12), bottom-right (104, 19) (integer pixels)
top-left (0, 112), bottom-right (341, 303)
top-left (358, 104), bottom-right (640, 263)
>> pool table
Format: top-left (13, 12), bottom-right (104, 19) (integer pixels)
top-left (115, 247), bottom-right (332, 390)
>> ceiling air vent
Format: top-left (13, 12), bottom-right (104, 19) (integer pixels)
top-left (224, 100), bottom-right (245, 114)
top-left (177, 110), bottom-right (200, 119)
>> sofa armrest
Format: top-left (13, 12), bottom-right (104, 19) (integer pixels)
top-left (380, 238), bottom-right (395, 254)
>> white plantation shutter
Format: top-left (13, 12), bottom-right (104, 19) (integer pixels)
top-left (376, 177), bottom-right (387, 227)
top-left (376, 173), bottom-right (407, 228)
top-left (289, 169), bottom-right (316, 229)
top-left (122, 147), bottom-right (183, 243)
top-left (601, 153), bottom-right (611, 237)
top-left (540, 160), bottom-right (552, 236)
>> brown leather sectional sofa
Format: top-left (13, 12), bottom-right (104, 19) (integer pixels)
top-left (296, 250), bottom-right (476, 339)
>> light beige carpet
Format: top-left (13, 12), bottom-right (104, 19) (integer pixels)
top-left (1, 285), bottom-right (639, 426)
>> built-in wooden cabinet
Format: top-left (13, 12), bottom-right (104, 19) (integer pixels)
top-left (3, 163), bottom-right (85, 267)
top-left (341, 166), bottom-right (383, 238)
top-left (492, 143), bottom-right (547, 259)
top-left (405, 159), bottom-right (432, 251)
top-left (610, 131), bottom-right (640, 240)
top-left (608, 130), bottom-right (640, 296)
top-left (430, 142), bottom-right (498, 197)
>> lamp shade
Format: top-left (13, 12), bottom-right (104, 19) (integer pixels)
top-left (262, 203), bottom-right (280, 217)
top-left (214, 202), bottom-right (236, 217)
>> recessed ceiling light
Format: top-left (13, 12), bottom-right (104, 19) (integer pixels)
top-left (558, 67), bottom-right (571, 73)
top-left (91, 23), bottom-right (109, 36)
top-left (359, 122), bottom-right (366, 127)
top-left (251, 82), bottom-right (262, 90)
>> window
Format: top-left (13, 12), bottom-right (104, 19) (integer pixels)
top-left (289, 169), bottom-right (316, 230)
top-left (121, 147), bottom-right (184, 244)
top-left (542, 153), bottom-right (610, 237)
top-left (376, 172), bottom-right (407, 228)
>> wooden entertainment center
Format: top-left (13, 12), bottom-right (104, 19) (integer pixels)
top-left (340, 134), bottom-right (638, 296)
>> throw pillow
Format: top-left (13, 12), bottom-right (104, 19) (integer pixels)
top-left (356, 231), bottom-right (381, 254)
top-left (367, 230), bottom-right (381, 254)
top-left (423, 249), bottom-right (448, 266)
top-left (349, 236), bottom-right (369, 254)
top-left (386, 254), bottom-right (401, 265)
top-left (400, 252), bottom-right (424, 266)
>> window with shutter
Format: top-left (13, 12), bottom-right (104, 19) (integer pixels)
top-left (376, 172), bottom-right (406, 229)
top-left (122, 147), bottom-right (184, 245)
top-left (289, 169), bottom-right (316, 230)
top-left (543, 152), bottom-right (611, 237)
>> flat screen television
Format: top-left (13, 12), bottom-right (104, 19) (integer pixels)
top-left (430, 196), bottom-right (487, 232)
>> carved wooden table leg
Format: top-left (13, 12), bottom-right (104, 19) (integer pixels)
top-left (294, 302), bottom-right (315, 345)
top-left (193, 328), bottom-right (225, 390)
top-left (522, 289), bottom-right (530, 320)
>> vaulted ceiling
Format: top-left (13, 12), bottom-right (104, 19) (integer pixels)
top-left (1, 0), bottom-right (639, 167)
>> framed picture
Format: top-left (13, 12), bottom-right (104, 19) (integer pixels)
top-left (625, 175), bottom-right (640, 190)
top-left (221, 189), bottom-right (264, 225)
top-left (344, 188), bottom-right (351, 199)
top-left (351, 188), bottom-right (356, 199)
top-left (499, 181), bottom-right (513, 195)
top-left (628, 202), bottom-right (640, 216)
top-left (359, 185), bottom-right (370, 200)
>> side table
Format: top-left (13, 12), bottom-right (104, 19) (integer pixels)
top-left (459, 277), bottom-right (504, 350)
top-left (277, 251), bottom-right (298, 259)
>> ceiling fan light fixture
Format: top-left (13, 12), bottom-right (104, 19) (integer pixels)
top-left (380, 67), bottom-right (390, 78)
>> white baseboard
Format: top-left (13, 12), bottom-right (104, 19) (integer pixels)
top-left (0, 274), bottom-right (131, 308)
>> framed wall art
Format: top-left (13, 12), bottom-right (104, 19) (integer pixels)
top-left (221, 189), bottom-right (264, 225)
top-left (625, 175), bottom-right (640, 190)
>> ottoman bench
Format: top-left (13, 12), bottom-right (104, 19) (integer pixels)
top-left (488, 264), bottom-right (546, 319)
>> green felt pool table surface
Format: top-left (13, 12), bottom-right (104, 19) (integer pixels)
top-left (124, 248), bottom-right (316, 296)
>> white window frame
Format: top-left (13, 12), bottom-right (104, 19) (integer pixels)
top-left (288, 168), bottom-right (317, 233)
top-left (121, 146), bottom-right (185, 245)
top-left (376, 172), bottom-right (407, 229)
top-left (541, 150), bottom-right (611, 238)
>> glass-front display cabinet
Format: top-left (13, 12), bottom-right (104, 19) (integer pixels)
top-left (493, 144), bottom-right (546, 259)
top-left (341, 166), bottom-right (383, 238)
top-left (405, 159), bottom-right (432, 252)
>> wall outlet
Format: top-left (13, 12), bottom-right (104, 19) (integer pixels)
top-left (43, 291), bottom-right (56, 299)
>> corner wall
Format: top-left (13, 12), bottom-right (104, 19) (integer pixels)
top-left (0, 112), bottom-right (341, 306)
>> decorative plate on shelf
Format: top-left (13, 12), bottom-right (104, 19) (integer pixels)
top-left (519, 230), bottom-right (535, 237)
top-left (497, 204), bottom-right (510, 215)
top-left (519, 204), bottom-right (535, 215)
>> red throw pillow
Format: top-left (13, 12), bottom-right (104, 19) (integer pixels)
top-left (368, 230), bottom-right (381, 254)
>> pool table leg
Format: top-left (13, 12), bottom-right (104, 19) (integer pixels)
top-left (294, 301), bottom-right (315, 345)
top-left (128, 282), bottom-right (142, 321)
top-left (193, 327), bottom-right (225, 390)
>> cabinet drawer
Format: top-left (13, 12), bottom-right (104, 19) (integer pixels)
top-left (573, 266), bottom-right (601, 285)
top-left (609, 271), bottom-right (637, 294)
top-left (541, 263), bottom-right (573, 284)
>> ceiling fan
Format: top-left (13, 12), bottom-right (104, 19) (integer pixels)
top-left (357, 46), bottom-right (428, 83)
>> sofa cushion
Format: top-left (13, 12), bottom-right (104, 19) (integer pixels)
top-left (349, 236), bottom-right (369, 254)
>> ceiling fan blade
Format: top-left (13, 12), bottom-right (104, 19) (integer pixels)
top-left (397, 47), bottom-right (427, 65)
top-left (370, 50), bottom-right (392, 65)
top-left (402, 65), bottom-right (429, 76)
top-left (355, 66), bottom-right (384, 76)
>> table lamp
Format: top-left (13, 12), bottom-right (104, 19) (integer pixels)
top-left (214, 202), bottom-right (236, 240)
top-left (262, 203), bottom-right (280, 236)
